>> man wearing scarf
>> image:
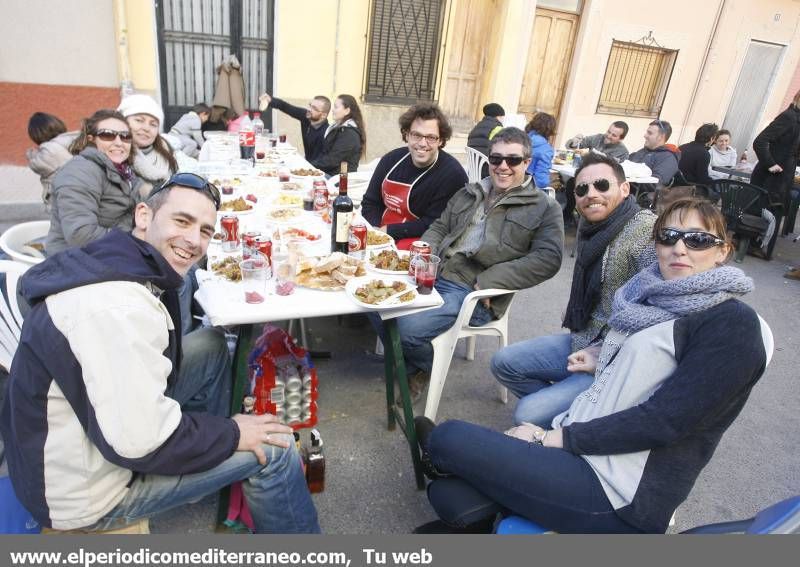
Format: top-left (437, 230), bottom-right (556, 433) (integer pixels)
top-left (492, 153), bottom-right (656, 425)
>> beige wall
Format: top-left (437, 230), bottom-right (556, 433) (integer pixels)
top-left (122, 0), bottom-right (160, 94)
top-left (556, 0), bottom-right (800, 149)
top-left (0, 0), bottom-right (118, 87)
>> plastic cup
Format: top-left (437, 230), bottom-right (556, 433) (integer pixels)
top-left (273, 250), bottom-right (295, 296)
top-left (415, 254), bottom-right (441, 295)
top-left (240, 257), bottom-right (270, 303)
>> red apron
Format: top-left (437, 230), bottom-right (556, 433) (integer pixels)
top-left (380, 152), bottom-right (436, 250)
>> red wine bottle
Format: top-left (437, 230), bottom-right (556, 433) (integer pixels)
top-left (331, 162), bottom-right (353, 253)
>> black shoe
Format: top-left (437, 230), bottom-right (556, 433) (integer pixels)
top-left (413, 416), bottom-right (449, 481)
top-left (396, 370), bottom-right (430, 407)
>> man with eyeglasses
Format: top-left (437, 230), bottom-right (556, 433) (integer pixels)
top-left (628, 120), bottom-right (680, 197)
top-left (1, 173), bottom-right (320, 533)
top-left (258, 93), bottom-right (330, 162)
top-left (362, 103), bottom-right (467, 249)
top-left (389, 127), bottom-right (563, 401)
top-left (492, 153), bottom-right (655, 425)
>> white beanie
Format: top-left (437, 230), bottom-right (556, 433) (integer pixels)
top-left (117, 94), bottom-right (165, 127)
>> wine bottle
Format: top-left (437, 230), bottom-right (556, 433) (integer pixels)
top-left (331, 161), bottom-right (353, 253)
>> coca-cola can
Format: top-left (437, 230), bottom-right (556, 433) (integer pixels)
top-left (348, 221), bottom-right (367, 260)
top-left (313, 181), bottom-right (329, 211)
top-left (220, 215), bottom-right (240, 252)
top-left (408, 240), bottom-right (432, 277)
top-left (253, 236), bottom-right (272, 266)
top-left (242, 231), bottom-right (261, 259)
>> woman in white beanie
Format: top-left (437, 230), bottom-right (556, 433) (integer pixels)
top-left (117, 94), bottom-right (178, 199)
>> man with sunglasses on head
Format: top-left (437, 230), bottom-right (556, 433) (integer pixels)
top-left (628, 119), bottom-right (680, 199)
top-left (361, 103), bottom-right (467, 249)
top-left (492, 153), bottom-right (656, 425)
top-left (258, 92), bottom-right (330, 162)
top-left (1, 173), bottom-right (320, 533)
top-left (388, 127), bottom-right (563, 402)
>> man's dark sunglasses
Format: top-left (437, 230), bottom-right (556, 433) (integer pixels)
top-left (488, 154), bottom-right (526, 167)
top-left (575, 178), bottom-right (612, 197)
top-left (655, 228), bottom-right (725, 250)
top-left (93, 129), bottom-right (133, 143)
top-left (150, 172), bottom-right (221, 210)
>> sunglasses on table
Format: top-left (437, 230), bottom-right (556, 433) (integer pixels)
top-left (655, 228), bottom-right (725, 250)
top-left (92, 129), bottom-right (133, 143)
top-left (149, 172), bottom-right (221, 210)
top-left (487, 154), bottom-right (526, 167)
top-left (574, 178), bottom-right (613, 197)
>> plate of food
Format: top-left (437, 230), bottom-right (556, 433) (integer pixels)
top-left (271, 194), bottom-right (303, 208)
top-left (345, 277), bottom-right (418, 309)
top-left (273, 226), bottom-right (322, 242)
top-left (290, 167), bottom-right (325, 177)
top-left (366, 229), bottom-right (394, 249)
top-left (281, 181), bottom-right (305, 191)
top-left (219, 197), bottom-right (255, 214)
top-left (266, 207), bottom-right (303, 223)
top-left (294, 252), bottom-right (366, 291)
top-left (367, 249), bottom-right (410, 275)
top-left (209, 255), bottom-right (242, 281)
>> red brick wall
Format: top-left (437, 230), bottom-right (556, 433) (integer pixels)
top-left (0, 82), bottom-right (121, 165)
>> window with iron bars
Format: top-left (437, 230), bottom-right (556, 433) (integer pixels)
top-left (597, 40), bottom-right (678, 118)
top-left (364, 0), bottom-right (444, 104)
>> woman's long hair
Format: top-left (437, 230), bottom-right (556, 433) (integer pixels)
top-left (69, 109), bottom-right (136, 165)
top-left (149, 134), bottom-right (178, 172)
top-left (336, 94), bottom-right (366, 157)
top-left (525, 112), bottom-right (557, 143)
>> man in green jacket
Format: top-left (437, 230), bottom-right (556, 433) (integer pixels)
top-left (395, 127), bottom-right (564, 401)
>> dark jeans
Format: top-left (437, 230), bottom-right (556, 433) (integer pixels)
top-left (427, 420), bottom-right (643, 533)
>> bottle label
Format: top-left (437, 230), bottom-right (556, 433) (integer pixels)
top-left (239, 130), bottom-right (255, 147)
top-left (335, 211), bottom-right (353, 242)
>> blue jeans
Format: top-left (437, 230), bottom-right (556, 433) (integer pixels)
top-left (491, 333), bottom-right (594, 426)
top-left (87, 435), bottom-right (320, 534)
top-left (373, 278), bottom-right (493, 375)
top-left (171, 327), bottom-right (232, 417)
top-left (427, 420), bottom-right (641, 533)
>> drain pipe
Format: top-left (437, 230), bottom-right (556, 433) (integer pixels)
top-left (678, 0), bottom-right (726, 142)
top-left (114, 0), bottom-right (135, 97)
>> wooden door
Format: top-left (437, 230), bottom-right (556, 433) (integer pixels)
top-left (518, 8), bottom-right (579, 121)
top-left (441, 0), bottom-right (496, 128)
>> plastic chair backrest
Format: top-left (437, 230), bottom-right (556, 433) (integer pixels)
top-left (0, 260), bottom-right (29, 372)
top-left (713, 180), bottom-right (767, 220)
top-left (465, 147), bottom-right (488, 184)
top-left (0, 221), bottom-right (50, 266)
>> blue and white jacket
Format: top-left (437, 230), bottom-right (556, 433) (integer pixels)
top-left (0, 231), bottom-right (239, 529)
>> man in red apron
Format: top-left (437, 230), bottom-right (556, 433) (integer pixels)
top-left (362, 103), bottom-right (467, 250)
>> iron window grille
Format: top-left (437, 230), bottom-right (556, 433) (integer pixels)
top-left (364, 0), bottom-right (445, 104)
top-left (597, 34), bottom-right (678, 118)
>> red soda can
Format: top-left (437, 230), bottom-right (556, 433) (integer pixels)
top-left (313, 180), bottom-right (328, 211)
top-left (220, 215), bottom-right (240, 253)
top-left (408, 240), bottom-right (432, 277)
top-left (254, 236), bottom-right (273, 266)
top-left (348, 221), bottom-right (367, 260)
top-left (242, 231), bottom-right (261, 259)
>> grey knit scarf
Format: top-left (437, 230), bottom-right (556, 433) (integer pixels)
top-left (607, 262), bottom-right (754, 335)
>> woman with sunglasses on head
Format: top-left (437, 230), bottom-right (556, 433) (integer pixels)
top-left (47, 109), bottom-right (143, 255)
top-left (116, 94), bottom-right (179, 200)
top-left (416, 198), bottom-right (769, 534)
top-left (309, 94), bottom-right (366, 176)
top-left (524, 112), bottom-right (556, 190)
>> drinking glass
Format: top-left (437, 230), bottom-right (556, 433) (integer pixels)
top-left (240, 256), bottom-right (270, 303)
top-left (414, 254), bottom-right (440, 295)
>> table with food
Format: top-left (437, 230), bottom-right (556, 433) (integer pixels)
top-left (551, 150), bottom-right (660, 184)
top-left (191, 143), bottom-right (443, 488)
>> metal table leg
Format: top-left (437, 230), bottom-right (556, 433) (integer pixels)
top-left (383, 318), bottom-right (425, 490)
top-left (216, 323), bottom-right (255, 527)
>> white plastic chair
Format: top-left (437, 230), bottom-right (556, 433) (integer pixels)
top-left (424, 288), bottom-right (517, 420)
top-left (0, 220), bottom-right (50, 265)
top-left (465, 147), bottom-right (489, 184)
top-left (0, 260), bottom-right (30, 372)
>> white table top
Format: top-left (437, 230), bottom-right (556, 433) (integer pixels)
top-left (551, 162), bottom-right (659, 185)
top-left (193, 149), bottom-right (443, 327)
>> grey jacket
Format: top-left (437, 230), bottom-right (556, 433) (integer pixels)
top-left (26, 132), bottom-right (78, 204)
top-left (422, 176), bottom-right (564, 318)
top-left (47, 147), bottom-right (143, 254)
top-left (628, 145), bottom-right (679, 185)
top-left (571, 133), bottom-right (630, 162)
